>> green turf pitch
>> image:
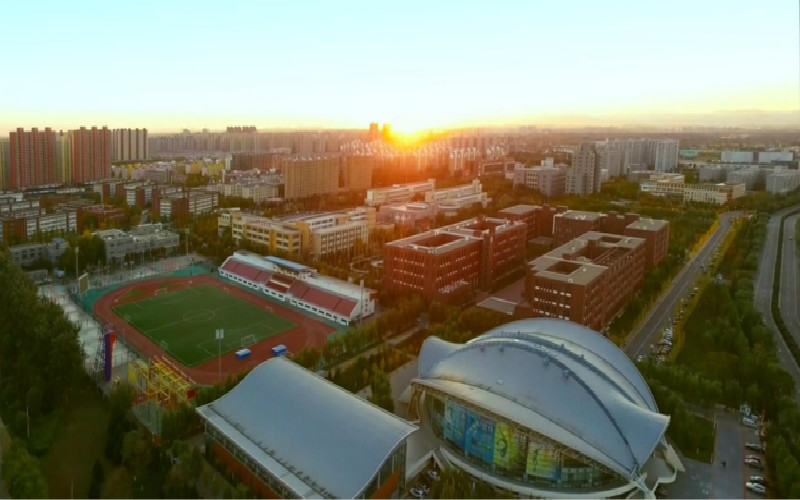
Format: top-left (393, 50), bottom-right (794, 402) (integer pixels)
top-left (113, 284), bottom-right (295, 367)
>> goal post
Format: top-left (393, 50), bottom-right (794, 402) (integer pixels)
top-left (241, 334), bottom-right (257, 348)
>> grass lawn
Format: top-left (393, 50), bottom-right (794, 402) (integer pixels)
top-left (674, 413), bottom-right (715, 464)
top-left (113, 284), bottom-right (296, 367)
top-left (41, 384), bottom-right (121, 498)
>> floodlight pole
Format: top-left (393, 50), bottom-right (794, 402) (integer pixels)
top-left (216, 328), bottom-right (224, 383)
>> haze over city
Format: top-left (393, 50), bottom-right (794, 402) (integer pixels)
top-left (5, 2), bottom-right (800, 500)
top-left (1, 0), bottom-right (799, 133)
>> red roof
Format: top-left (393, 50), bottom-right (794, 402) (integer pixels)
top-left (221, 259), bottom-right (240, 273)
top-left (224, 259), bottom-right (360, 319)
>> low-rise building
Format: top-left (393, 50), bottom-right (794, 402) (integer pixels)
top-left (95, 223), bottom-right (180, 262)
top-left (512, 165), bottom-right (567, 197)
top-left (424, 179), bottom-right (489, 209)
top-left (383, 216), bottom-right (526, 303)
top-left (552, 210), bottom-right (669, 268)
top-left (219, 208), bottom-right (373, 258)
top-left (8, 238), bottom-right (68, 267)
top-left (526, 232), bottom-right (647, 331)
top-left (365, 179), bottom-right (437, 207)
top-left (377, 202), bottom-right (436, 229)
top-left (683, 183), bottom-right (745, 205)
top-left (496, 204), bottom-right (568, 241)
top-left (158, 191), bottom-right (218, 219)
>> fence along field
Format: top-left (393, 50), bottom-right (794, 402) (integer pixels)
top-left (112, 283), bottom-right (296, 366)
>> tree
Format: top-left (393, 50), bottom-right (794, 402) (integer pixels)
top-left (88, 459), bottom-right (104, 499)
top-left (369, 369), bottom-right (394, 412)
top-left (122, 428), bottom-right (154, 476)
top-left (2, 440), bottom-right (48, 499)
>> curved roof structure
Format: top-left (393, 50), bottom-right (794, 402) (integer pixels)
top-left (197, 358), bottom-right (416, 499)
top-left (414, 318), bottom-right (669, 480)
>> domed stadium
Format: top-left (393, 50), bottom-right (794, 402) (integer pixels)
top-left (409, 318), bottom-right (683, 499)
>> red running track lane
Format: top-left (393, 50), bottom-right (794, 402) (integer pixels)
top-left (93, 274), bottom-right (335, 385)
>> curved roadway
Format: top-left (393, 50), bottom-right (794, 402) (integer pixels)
top-left (755, 208), bottom-right (800, 404)
top-left (625, 212), bottom-right (739, 358)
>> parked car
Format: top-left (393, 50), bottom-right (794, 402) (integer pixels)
top-left (745, 457), bottom-right (763, 469)
top-left (745, 442), bottom-right (763, 452)
top-left (743, 417), bottom-right (758, 428)
top-left (749, 475), bottom-right (766, 485)
top-left (426, 470), bottom-right (440, 481)
top-left (417, 484), bottom-right (430, 495)
top-left (410, 486), bottom-right (427, 499)
top-left (636, 354), bottom-right (645, 363)
top-left (745, 481), bottom-right (766, 495)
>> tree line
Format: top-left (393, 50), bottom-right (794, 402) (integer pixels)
top-left (0, 250), bottom-right (87, 498)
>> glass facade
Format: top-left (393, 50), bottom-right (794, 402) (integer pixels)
top-left (425, 395), bottom-right (618, 490)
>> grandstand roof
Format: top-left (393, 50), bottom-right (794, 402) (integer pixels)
top-left (415, 319), bottom-right (668, 480)
top-left (197, 358), bottom-right (416, 499)
top-left (265, 255), bottom-right (312, 273)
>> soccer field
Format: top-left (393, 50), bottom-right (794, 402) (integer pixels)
top-left (113, 284), bottom-right (296, 367)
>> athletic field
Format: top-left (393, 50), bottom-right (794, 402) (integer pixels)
top-left (112, 284), bottom-right (296, 367)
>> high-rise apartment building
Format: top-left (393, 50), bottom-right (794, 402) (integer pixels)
top-left (651, 139), bottom-right (679, 172)
top-left (71, 126), bottom-right (112, 183)
top-left (0, 138), bottom-right (9, 190)
top-left (9, 128), bottom-right (58, 189)
top-left (112, 128), bottom-right (148, 161)
top-left (282, 156), bottom-right (340, 199)
top-left (55, 131), bottom-right (72, 184)
top-left (566, 143), bottom-right (600, 195)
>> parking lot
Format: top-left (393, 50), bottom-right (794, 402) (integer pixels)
top-left (660, 410), bottom-right (767, 499)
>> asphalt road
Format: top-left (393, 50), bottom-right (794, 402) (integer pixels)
top-left (755, 208), bottom-right (800, 404)
top-left (625, 212), bottom-right (739, 358)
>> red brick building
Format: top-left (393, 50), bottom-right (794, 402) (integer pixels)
top-left (9, 128), bottom-right (58, 189)
top-left (553, 210), bottom-right (669, 268)
top-left (497, 204), bottom-right (566, 241)
top-left (71, 126), bottom-right (112, 183)
top-left (78, 205), bottom-right (125, 231)
top-left (383, 216), bottom-right (526, 303)
top-left (526, 232), bottom-right (646, 331)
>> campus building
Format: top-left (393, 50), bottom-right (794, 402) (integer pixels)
top-left (526, 232), bottom-right (646, 331)
top-left (366, 179), bottom-right (437, 207)
top-left (198, 358), bottom-right (416, 498)
top-left (218, 251), bottom-right (376, 325)
top-left (497, 205), bottom-right (567, 242)
top-left (553, 210), bottom-right (669, 268)
top-left (409, 319), bottom-right (682, 498)
top-left (424, 179), bottom-right (490, 209)
top-left (94, 223), bottom-right (180, 262)
top-left (512, 165), bottom-right (567, 197)
top-left (383, 216), bottom-right (526, 303)
top-left (218, 208), bottom-right (373, 259)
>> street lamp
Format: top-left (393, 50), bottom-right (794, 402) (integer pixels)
top-left (215, 329), bottom-right (224, 383)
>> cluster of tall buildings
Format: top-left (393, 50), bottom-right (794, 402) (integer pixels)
top-left (0, 127), bottom-right (148, 190)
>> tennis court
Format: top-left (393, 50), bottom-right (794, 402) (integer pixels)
top-left (112, 283), bottom-right (295, 366)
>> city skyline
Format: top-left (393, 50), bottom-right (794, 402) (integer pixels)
top-left (1, 0), bottom-right (798, 133)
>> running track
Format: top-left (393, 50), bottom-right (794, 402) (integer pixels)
top-left (93, 274), bottom-right (335, 385)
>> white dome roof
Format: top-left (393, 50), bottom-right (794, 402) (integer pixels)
top-left (415, 318), bottom-right (669, 479)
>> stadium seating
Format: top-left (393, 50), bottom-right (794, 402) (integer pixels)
top-left (220, 257), bottom-right (361, 323)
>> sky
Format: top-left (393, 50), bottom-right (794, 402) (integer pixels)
top-left (1, 0), bottom-right (798, 132)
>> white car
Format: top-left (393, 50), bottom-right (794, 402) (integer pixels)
top-left (410, 486), bottom-right (426, 499)
top-left (746, 481), bottom-right (766, 495)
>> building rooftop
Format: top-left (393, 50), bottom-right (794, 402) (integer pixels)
top-left (626, 219), bottom-right (668, 231)
top-left (197, 358), bottom-right (416, 498)
top-left (529, 232), bottom-right (645, 285)
top-left (497, 205), bottom-right (538, 215)
top-left (557, 210), bottom-right (602, 222)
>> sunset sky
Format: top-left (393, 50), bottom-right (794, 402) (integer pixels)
top-left (1, 0), bottom-right (798, 133)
